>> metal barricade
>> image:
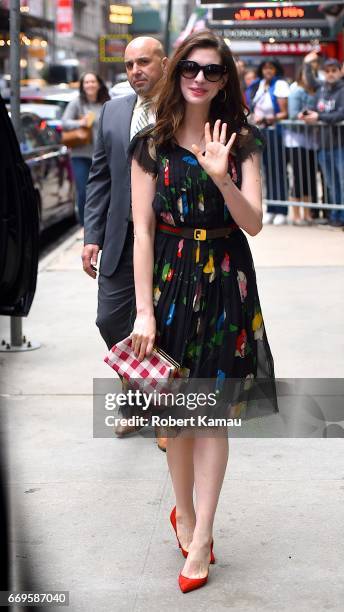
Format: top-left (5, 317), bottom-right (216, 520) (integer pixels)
top-left (260, 121), bottom-right (344, 213)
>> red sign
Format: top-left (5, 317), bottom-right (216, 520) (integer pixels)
top-left (262, 42), bottom-right (337, 56)
top-left (56, 0), bottom-right (73, 37)
top-left (211, 6), bottom-right (323, 22)
top-left (262, 42), bottom-right (316, 55)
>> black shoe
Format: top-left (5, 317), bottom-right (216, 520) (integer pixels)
top-left (329, 219), bottom-right (344, 227)
top-left (114, 421), bottom-right (144, 437)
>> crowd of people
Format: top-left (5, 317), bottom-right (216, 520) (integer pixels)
top-left (236, 53), bottom-right (344, 227)
top-left (61, 48), bottom-right (344, 229)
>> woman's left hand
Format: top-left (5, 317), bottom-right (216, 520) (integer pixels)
top-left (130, 313), bottom-right (156, 362)
top-left (191, 120), bottom-right (236, 183)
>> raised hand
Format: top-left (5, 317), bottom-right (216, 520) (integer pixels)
top-left (303, 50), bottom-right (319, 65)
top-left (191, 120), bottom-right (236, 183)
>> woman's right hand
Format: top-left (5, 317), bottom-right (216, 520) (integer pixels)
top-left (131, 313), bottom-right (156, 361)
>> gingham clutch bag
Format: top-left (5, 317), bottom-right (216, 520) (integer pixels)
top-left (104, 335), bottom-right (181, 386)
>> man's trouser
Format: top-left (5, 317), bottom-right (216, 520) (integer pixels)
top-left (96, 222), bottom-right (136, 350)
top-left (318, 148), bottom-right (344, 222)
top-left (262, 127), bottom-right (289, 216)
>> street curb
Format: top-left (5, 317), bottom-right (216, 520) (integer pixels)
top-left (38, 228), bottom-right (82, 274)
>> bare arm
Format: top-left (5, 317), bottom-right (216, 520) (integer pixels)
top-left (265, 97), bottom-right (288, 124)
top-left (276, 97), bottom-right (288, 121)
top-left (192, 120), bottom-right (263, 236)
top-left (303, 58), bottom-right (321, 92)
top-left (213, 153), bottom-right (263, 236)
top-left (61, 98), bottom-right (86, 130)
top-left (130, 158), bottom-right (157, 360)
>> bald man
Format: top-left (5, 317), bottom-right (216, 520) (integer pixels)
top-left (82, 37), bottom-right (167, 438)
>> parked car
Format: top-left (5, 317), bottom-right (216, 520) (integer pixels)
top-left (0, 73), bottom-right (10, 98)
top-left (19, 85), bottom-right (78, 107)
top-left (2, 85), bottom-right (78, 112)
top-left (0, 93), bottom-right (38, 317)
top-left (18, 110), bottom-right (76, 231)
top-left (6, 102), bottom-right (65, 139)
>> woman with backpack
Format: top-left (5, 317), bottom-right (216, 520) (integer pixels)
top-left (247, 60), bottom-right (290, 226)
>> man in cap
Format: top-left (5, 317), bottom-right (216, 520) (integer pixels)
top-left (302, 57), bottom-right (344, 227)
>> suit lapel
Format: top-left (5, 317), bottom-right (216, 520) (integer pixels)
top-left (121, 94), bottom-right (137, 154)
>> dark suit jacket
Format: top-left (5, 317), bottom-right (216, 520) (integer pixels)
top-left (84, 94), bottom-right (137, 277)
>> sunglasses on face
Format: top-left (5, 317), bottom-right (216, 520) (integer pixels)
top-left (177, 60), bottom-right (227, 82)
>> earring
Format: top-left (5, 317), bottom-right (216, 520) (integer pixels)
top-left (219, 88), bottom-right (227, 102)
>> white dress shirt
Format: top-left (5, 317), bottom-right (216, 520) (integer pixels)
top-left (128, 96), bottom-right (156, 220)
top-left (130, 95), bottom-right (156, 140)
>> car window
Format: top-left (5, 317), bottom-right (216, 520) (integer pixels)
top-left (20, 112), bottom-right (58, 151)
top-left (20, 114), bottom-right (44, 152)
top-left (20, 103), bottom-right (62, 119)
top-left (39, 123), bottom-right (59, 146)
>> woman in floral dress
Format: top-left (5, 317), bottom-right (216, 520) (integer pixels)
top-left (129, 31), bottom-right (278, 593)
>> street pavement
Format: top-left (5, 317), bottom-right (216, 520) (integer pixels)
top-left (0, 223), bottom-right (343, 611)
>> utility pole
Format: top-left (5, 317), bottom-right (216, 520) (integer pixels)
top-left (164, 0), bottom-right (173, 56)
top-left (9, 0), bottom-right (21, 141)
top-left (9, 0), bottom-right (24, 349)
top-left (1, 0), bottom-right (40, 352)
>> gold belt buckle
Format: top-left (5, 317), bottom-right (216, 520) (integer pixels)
top-left (194, 228), bottom-right (207, 241)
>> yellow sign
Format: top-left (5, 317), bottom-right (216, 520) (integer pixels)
top-left (110, 5), bottom-right (132, 15)
top-left (99, 34), bottom-right (132, 63)
top-left (109, 4), bottom-right (133, 24)
top-left (109, 14), bottom-right (133, 24)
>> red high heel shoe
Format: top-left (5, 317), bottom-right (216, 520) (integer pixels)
top-left (178, 571), bottom-right (209, 594)
top-left (178, 547), bottom-right (212, 594)
top-left (170, 507), bottom-right (215, 563)
top-left (170, 506), bottom-right (188, 558)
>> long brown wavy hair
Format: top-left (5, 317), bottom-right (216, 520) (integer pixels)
top-left (152, 30), bottom-right (249, 148)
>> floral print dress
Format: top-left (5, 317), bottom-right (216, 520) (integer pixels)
top-left (130, 125), bottom-right (278, 418)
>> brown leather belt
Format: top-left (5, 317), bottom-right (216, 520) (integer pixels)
top-left (157, 222), bottom-right (239, 241)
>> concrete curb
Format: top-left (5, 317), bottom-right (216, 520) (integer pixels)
top-left (38, 228), bottom-right (83, 274)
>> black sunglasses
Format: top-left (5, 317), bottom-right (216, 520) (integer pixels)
top-left (178, 60), bottom-right (227, 82)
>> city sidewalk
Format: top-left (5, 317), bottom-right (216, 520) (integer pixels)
top-left (0, 223), bottom-right (343, 611)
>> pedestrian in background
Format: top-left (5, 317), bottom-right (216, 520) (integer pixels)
top-left (243, 68), bottom-right (257, 103)
top-left (234, 57), bottom-right (247, 92)
top-left (285, 67), bottom-right (317, 225)
top-left (62, 72), bottom-right (110, 226)
top-left (301, 58), bottom-right (344, 227)
top-left (130, 30), bottom-right (277, 593)
top-left (82, 37), bottom-right (168, 442)
top-left (303, 50), bottom-right (326, 84)
top-left (247, 59), bottom-right (290, 225)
